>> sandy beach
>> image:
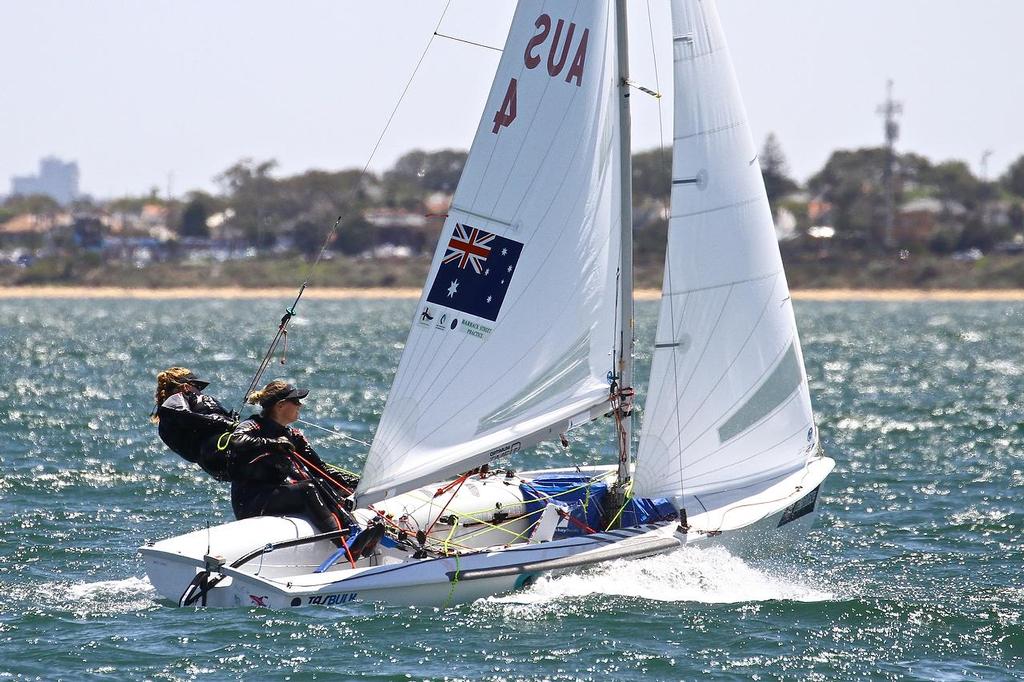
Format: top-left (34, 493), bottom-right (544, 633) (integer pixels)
top-left (1, 286), bottom-right (1024, 301)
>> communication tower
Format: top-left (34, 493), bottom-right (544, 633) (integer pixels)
top-left (877, 80), bottom-right (902, 248)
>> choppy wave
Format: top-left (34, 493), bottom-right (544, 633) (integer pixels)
top-left (2, 299), bottom-right (1023, 680)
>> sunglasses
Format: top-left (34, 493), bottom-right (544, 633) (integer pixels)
top-left (284, 398), bottom-right (303, 406)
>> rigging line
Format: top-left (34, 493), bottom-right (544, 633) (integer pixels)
top-left (304, 0), bottom-right (455, 282)
top-left (433, 31), bottom-right (502, 52)
top-left (642, 0), bottom-right (686, 498)
top-left (425, 472), bottom-right (469, 535)
top-left (237, 325), bottom-right (288, 413)
top-left (240, 1), bottom-right (454, 409)
top-left (646, 0), bottom-right (667, 160)
top-left (645, 0), bottom-right (686, 499)
top-left (237, 279), bottom-right (310, 410)
top-left (295, 418), bottom-right (371, 448)
top-left (363, 0), bottom-right (454, 181)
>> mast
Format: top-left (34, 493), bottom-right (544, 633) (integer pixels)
top-left (614, 0), bottom-right (634, 488)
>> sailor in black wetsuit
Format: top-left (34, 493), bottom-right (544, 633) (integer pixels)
top-left (227, 380), bottom-right (356, 538)
top-left (153, 367), bottom-right (237, 480)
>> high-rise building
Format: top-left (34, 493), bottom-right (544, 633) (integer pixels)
top-left (11, 157), bottom-right (80, 205)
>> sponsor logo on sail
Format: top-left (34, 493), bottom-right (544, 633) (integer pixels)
top-left (487, 441), bottom-right (521, 461)
top-left (460, 319), bottom-right (492, 339)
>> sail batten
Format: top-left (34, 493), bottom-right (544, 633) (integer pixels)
top-left (671, 195), bottom-right (764, 220)
top-left (634, 0), bottom-right (817, 503)
top-left (357, 2), bottom-right (623, 505)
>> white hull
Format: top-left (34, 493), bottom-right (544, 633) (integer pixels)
top-left (140, 457), bottom-right (834, 608)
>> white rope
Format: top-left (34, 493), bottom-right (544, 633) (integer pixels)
top-left (295, 418), bottom-right (371, 448)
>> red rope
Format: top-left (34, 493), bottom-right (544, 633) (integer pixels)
top-left (425, 473), bottom-right (471, 535)
top-left (337, 528), bottom-right (356, 569)
top-left (558, 508), bottom-right (597, 535)
top-left (289, 450), bottom-right (354, 496)
top-left (433, 470), bottom-right (472, 498)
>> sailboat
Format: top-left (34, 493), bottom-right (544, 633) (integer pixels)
top-left (141, 0), bottom-right (835, 608)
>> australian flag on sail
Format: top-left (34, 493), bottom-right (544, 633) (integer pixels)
top-left (426, 222), bottom-right (524, 322)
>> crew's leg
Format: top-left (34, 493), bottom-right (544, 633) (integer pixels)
top-left (261, 481), bottom-right (342, 536)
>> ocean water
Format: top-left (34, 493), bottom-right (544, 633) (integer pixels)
top-left (0, 298), bottom-right (1021, 680)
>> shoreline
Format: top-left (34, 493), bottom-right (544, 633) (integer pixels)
top-left (1, 286), bottom-right (1024, 301)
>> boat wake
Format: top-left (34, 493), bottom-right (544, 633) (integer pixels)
top-left (67, 576), bottom-right (158, 608)
top-left (483, 546), bottom-right (834, 610)
top-left (5, 576), bottom-right (158, 617)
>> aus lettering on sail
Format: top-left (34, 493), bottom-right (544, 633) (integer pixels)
top-left (492, 14), bottom-right (590, 133)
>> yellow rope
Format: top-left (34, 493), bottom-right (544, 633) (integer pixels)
top-left (427, 471), bottom-right (617, 544)
top-left (324, 463), bottom-right (360, 479)
top-left (445, 551), bottom-right (461, 606)
top-left (442, 520), bottom-right (459, 555)
top-left (383, 471), bottom-right (620, 552)
top-left (215, 430), bottom-right (234, 451)
top-left (397, 470), bottom-right (616, 522)
top-left (455, 506), bottom-right (548, 545)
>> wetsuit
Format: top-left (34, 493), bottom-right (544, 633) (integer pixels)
top-left (157, 391), bottom-right (237, 480)
top-left (227, 415), bottom-right (348, 537)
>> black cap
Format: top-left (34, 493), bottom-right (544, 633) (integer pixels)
top-left (181, 371), bottom-right (209, 390)
top-left (260, 383), bottom-right (309, 408)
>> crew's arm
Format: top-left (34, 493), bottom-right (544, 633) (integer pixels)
top-left (191, 394), bottom-right (239, 429)
top-left (290, 430), bottom-right (328, 468)
top-left (289, 430), bottom-right (359, 488)
top-left (229, 420), bottom-right (292, 456)
top-left (159, 392), bottom-right (236, 431)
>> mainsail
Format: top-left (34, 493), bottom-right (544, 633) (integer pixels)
top-left (357, 2), bottom-right (623, 505)
top-left (633, 0), bottom-right (818, 506)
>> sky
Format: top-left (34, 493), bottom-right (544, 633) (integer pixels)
top-left (2, 0), bottom-right (1022, 199)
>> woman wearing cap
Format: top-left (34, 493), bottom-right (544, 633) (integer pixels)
top-left (153, 367), bottom-right (237, 480)
top-left (227, 379), bottom-right (347, 539)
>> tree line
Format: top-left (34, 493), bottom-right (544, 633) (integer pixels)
top-left (5, 143), bottom-right (1024, 263)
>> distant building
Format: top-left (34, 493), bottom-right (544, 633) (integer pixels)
top-left (364, 208), bottom-right (428, 229)
top-left (364, 207), bottom-right (437, 254)
top-left (806, 197), bottom-right (833, 225)
top-left (0, 211), bottom-right (73, 247)
top-left (11, 157), bottom-right (80, 205)
top-left (896, 197), bottom-right (966, 245)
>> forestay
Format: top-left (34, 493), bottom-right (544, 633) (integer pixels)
top-left (357, 2), bottom-right (623, 505)
top-left (633, 0), bottom-right (817, 505)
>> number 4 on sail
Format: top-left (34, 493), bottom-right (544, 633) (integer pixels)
top-left (141, 0), bottom-right (835, 609)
